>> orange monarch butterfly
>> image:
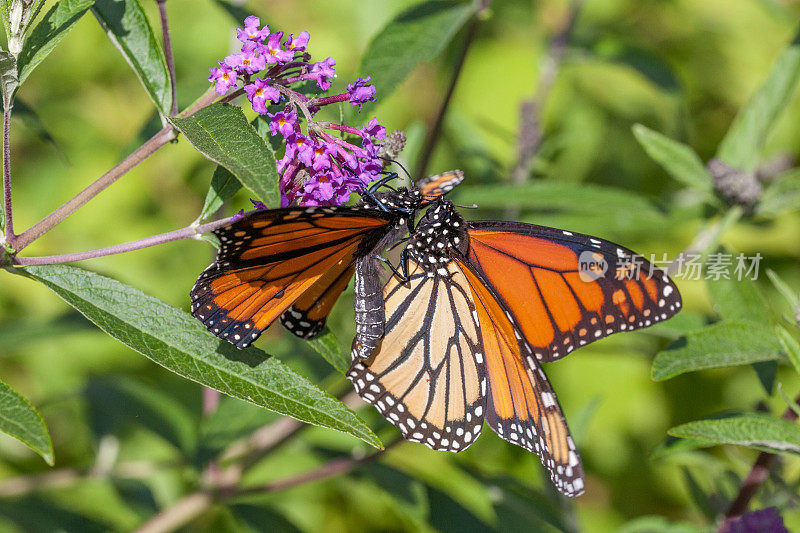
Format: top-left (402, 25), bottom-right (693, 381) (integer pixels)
top-left (348, 194), bottom-right (681, 497)
top-left (190, 171), bottom-right (464, 348)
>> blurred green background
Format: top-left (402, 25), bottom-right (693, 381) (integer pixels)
top-left (2, 0), bottom-right (800, 531)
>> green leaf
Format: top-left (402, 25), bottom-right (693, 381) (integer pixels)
top-left (84, 377), bottom-right (197, 452)
top-left (211, 0), bottom-right (252, 24)
top-left (198, 166), bottom-right (243, 221)
top-left (306, 327), bottom-right (350, 374)
top-left (0, 50), bottom-right (19, 107)
top-left (0, 0), bottom-right (10, 39)
top-left (92, 0), bottom-right (172, 114)
top-left (777, 326), bottom-right (800, 378)
top-left (355, 1), bottom-right (475, 120)
top-left (632, 124), bottom-right (715, 193)
top-left (652, 320), bottom-right (784, 381)
top-left (669, 413), bottom-right (800, 454)
top-left (12, 98), bottom-right (60, 149)
top-left (17, 0), bottom-right (94, 87)
top-left (454, 181), bottom-right (665, 223)
top-left (172, 104), bottom-right (279, 207)
top-left (0, 377), bottom-right (54, 465)
top-left (706, 270), bottom-right (771, 324)
top-left (766, 268), bottom-right (799, 310)
top-left (757, 168), bottom-right (800, 216)
top-left (716, 26), bottom-right (800, 171)
top-left (21, 264), bottom-right (382, 449)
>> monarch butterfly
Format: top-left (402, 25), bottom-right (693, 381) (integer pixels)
top-left (347, 192), bottom-right (681, 497)
top-left (190, 171), bottom-right (464, 348)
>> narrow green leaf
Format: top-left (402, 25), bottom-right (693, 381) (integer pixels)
top-left (632, 124), bottom-right (715, 193)
top-left (211, 0), bottom-right (252, 24)
top-left (0, 377), bottom-right (54, 465)
top-left (355, 1), bottom-right (475, 120)
top-left (172, 103), bottom-right (279, 207)
top-left (85, 377), bottom-right (197, 452)
top-left (21, 264), bottom-right (382, 449)
top-left (766, 268), bottom-right (799, 310)
top-left (716, 26), bottom-right (800, 171)
top-left (17, 0), bottom-right (94, 87)
top-left (669, 413), bottom-right (800, 454)
top-left (757, 168), bottom-right (800, 216)
top-left (454, 182), bottom-right (665, 223)
top-left (198, 166), bottom-right (242, 221)
top-left (12, 98), bottom-right (60, 149)
top-left (0, 0), bottom-right (10, 39)
top-left (777, 326), bottom-right (800, 378)
top-left (306, 327), bottom-right (350, 374)
top-left (92, 0), bottom-right (172, 114)
top-left (706, 270), bottom-right (771, 324)
top-left (0, 50), bottom-right (19, 107)
top-left (652, 320), bottom-right (784, 381)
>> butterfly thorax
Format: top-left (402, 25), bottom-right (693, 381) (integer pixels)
top-left (408, 199), bottom-right (468, 274)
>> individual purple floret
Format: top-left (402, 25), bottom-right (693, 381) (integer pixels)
top-left (245, 78), bottom-right (280, 114)
top-left (237, 16), bottom-right (270, 43)
top-left (225, 41), bottom-right (266, 75)
top-left (262, 32), bottom-right (294, 65)
top-left (286, 31), bottom-right (310, 52)
top-left (347, 77), bottom-right (377, 111)
top-left (208, 62), bottom-right (238, 95)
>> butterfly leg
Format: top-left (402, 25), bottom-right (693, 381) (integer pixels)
top-left (375, 253), bottom-right (410, 284)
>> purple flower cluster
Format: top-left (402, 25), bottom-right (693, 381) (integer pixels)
top-left (209, 17), bottom-right (388, 207)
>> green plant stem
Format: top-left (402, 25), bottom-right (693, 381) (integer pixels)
top-left (2, 103), bottom-right (12, 241)
top-left (414, 1), bottom-right (491, 177)
top-left (156, 0), bottom-right (179, 116)
top-left (13, 216), bottom-right (235, 265)
top-left (507, 0), bottom-right (582, 220)
top-left (720, 392), bottom-right (800, 526)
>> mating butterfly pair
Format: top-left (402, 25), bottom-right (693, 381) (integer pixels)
top-left (190, 171), bottom-right (681, 497)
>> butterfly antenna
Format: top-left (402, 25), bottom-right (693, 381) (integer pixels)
top-left (453, 203), bottom-right (479, 209)
top-left (380, 157), bottom-right (414, 187)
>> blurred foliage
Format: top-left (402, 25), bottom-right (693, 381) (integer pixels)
top-left (0, 0), bottom-right (800, 531)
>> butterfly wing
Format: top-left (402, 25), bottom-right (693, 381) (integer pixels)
top-left (279, 264), bottom-right (354, 339)
top-left (348, 258), bottom-right (487, 451)
top-left (466, 221), bottom-right (681, 362)
top-left (459, 258), bottom-right (584, 496)
top-left (191, 207), bottom-right (394, 348)
top-left (415, 169), bottom-right (465, 202)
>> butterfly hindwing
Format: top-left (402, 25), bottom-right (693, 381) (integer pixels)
top-left (460, 258), bottom-right (585, 496)
top-left (348, 258), bottom-right (487, 452)
top-left (466, 220), bottom-right (681, 362)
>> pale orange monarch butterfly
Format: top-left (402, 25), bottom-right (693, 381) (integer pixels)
top-left (348, 193), bottom-right (681, 497)
top-left (190, 171), bottom-right (464, 348)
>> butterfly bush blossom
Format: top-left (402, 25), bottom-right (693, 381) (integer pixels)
top-left (209, 16), bottom-right (386, 208)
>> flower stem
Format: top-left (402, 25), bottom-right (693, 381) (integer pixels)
top-left (13, 216), bottom-right (234, 266)
top-left (2, 102), bottom-right (12, 242)
top-left (11, 126), bottom-right (178, 252)
top-left (156, 0), bottom-right (179, 116)
top-left (509, 0), bottom-right (583, 187)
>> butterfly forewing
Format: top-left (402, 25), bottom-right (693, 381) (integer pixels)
top-left (466, 221), bottom-right (682, 362)
top-left (191, 207), bottom-right (395, 348)
top-left (416, 169), bottom-right (465, 202)
top-left (348, 259), bottom-right (487, 451)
